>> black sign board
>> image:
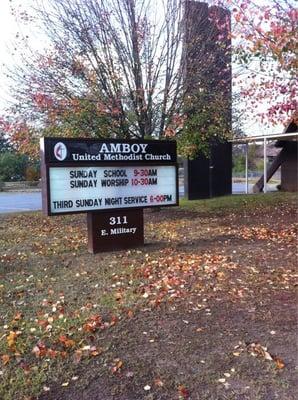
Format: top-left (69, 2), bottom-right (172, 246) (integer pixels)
top-left (40, 137), bottom-right (178, 253)
top-left (87, 209), bottom-right (144, 253)
top-left (41, 137), bottom-right (176, 165)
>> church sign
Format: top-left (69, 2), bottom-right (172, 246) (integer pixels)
top-left (40, 137), bottom-right (178, 253)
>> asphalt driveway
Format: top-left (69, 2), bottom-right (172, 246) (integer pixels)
top-left (0, 192), bottom-right (42, 213)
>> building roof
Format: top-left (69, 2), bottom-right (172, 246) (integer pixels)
top-left (231, 115), bottom-right (298, 145)
top-left (276, 117), bottom-right (298, 147)
top-left (230, 131), bottom-right (298, 144)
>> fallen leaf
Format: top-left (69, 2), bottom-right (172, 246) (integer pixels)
top-left (178, 384), bottom-right (189, 398)
top-left (7, 331), bottom-right (17, 351)
top-left (247, 343), bottom-right (273, 361)
top-left (216, 271), bottom-right (225, 279)
top-left (59, 335), bottom-right (75, 348)
top-left (115, 291), bottom-right (123, 301)
top-left (46, 348), bottom-right (59, 359)
top-left (73, 350), bottom-right (82, 364)
top-left (1, 354), bottom-right (10, 365)
top-left (20, 361), bottom-right (31, 375)
top-left (111, 358), bottom-right (123, 373)
top-left (274, 357), bottom-right (285, 369)
top-left (83, 314), bottom-right (102, 332)
top-left (13, 312), bottom-right (23, 321)
top-left (32, 341), bottom-right (47, 358)
top-left (110, 315), bottom-right (118, 326)
top-left (90, 346), bottom-right (102, 357)
top-left (154, 378), bottom-right (164, 387)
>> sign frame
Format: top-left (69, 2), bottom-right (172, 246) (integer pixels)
top-left (41, 137), bottom-right (179, 217)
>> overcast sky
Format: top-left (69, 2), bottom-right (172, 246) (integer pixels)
top-left (0, 0), bottom-right (44, 110)
top-left (0, 0), bottom-right (19, 108)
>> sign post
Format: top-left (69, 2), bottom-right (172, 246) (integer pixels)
top-left (40, 137), bottom-right (178, 253)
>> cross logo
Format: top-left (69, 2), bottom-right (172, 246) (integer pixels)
top-left (54, 142), bottom-right (67, 161)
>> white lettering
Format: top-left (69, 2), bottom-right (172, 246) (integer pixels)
top-left (122, 143), bottom-right (131, 153)
top-left (110, 143), bottom-right (122, 153)
top-left (139, 143), bottom-right (148, 153)
top-left (95, 143), bottom-right (149, 155)
top-left (131, 144), bottom-right (140, 153)
top-left (99, 143), bottom-right (109, 153)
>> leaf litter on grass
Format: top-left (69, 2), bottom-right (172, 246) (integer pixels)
top-left (0, 194), bottom-right (297, 399)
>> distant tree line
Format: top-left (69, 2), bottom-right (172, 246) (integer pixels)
top-left (233, 144), bottom-right (269, 175)
top-left (0, 131), bottom-right (40, 182)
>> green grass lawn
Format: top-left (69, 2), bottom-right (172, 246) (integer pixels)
top-left (180, 192), bottom-right (296, 212)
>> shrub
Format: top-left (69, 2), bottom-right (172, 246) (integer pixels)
top-left (0, 152), bottom-right (28, 181)
top-left (25, 164), bottom-right (40, 181)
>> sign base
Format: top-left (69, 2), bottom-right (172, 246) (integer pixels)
top-left (87, 209), bottom-right (144, 253)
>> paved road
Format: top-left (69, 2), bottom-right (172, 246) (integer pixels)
top-left (0, 183), bottom-right (278, 214)
top-left (233, 182), bottom-right (278, 194)
top-left (0, 192), bottom-right (42, 213)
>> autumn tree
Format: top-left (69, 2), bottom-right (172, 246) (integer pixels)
top-left (230, 0), bottom-right (297, 126)
top-left (0, 128), bottom-right (12, 153)
top-left (3, 0), bottom-right (185, 157)
top-left (2, 0), bottom-right (235, 159)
